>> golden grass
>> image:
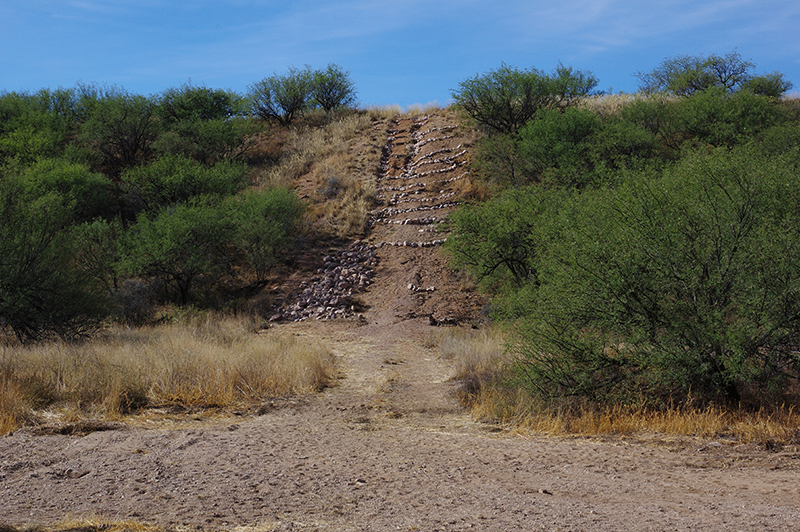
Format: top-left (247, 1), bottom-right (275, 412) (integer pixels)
top-left (0, 517), bottom-right (299, 532)
top-left (363, 104), bottom-right (403, 120)
top-left (254, 113), bottom-right (368, 189)
top-left (0, 313), bottom-right (335, 434)
top-left (578, 92), bottom-right (678, 117)
top-left (405, 101), bottom-right (447, 114)
top-left (254, 111), bottom-right (385, 238)
top-left (0, 517), bottom-right (171, 532)
top-left (471, 387), bottom-right (800, 444)
top-left (439, 326), bottom-right (800, 444)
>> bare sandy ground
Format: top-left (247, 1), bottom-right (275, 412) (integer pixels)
top-left (2, 113), bottom-right (799, 531)
top-left (2, 317), bottom-right (799, 531)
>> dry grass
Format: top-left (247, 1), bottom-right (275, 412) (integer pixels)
top-left (362, 104), bottom-right (403, 120)
top-left (405, 101), bottom-right (447, 114)
top-left (437, 326), bottom-right (800, 444)
top-left (0, 517), bottom-right (173, 532)
top-left (0, 313), bottom-right (335, 434)
top-left (472, 388), bottom-right (800, 444)
top-left (254, 111), bottom-right (387, 238)
top-left (579, 92), bottom-right (678, 117)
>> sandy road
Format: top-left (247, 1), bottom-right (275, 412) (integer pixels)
top-left (2, 317), bottom-right (799, 531)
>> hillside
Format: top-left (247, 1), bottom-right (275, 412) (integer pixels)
top-left (1, 111), bottom-right (799, 532)
top-left (262, 110), bottom-right (484, 327)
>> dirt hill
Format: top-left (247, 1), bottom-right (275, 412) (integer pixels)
top-left (1, 111), bottom-right (799, 532)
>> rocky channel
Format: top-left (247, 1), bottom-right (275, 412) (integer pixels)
top-left (273, 113), bottom-right (467, 323)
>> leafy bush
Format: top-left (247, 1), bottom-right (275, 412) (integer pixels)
top-left (311, 64), bottom-right (358, 113)
top-left (79, 88), bottom-right (160, 176)
top-left (120, 200), bottom-right (236, 304)
top-left (157, 83), bottom-right (246, 124)
top-left (153, 83), bottom-right (256, 165)
top-left (0, 177), bottom-right (109, 342)
top-left (120, 155), bottom-right (248, 215)
top-left (499, 148), bottom-right (800, 406)
top-left (248, 66), bottom-right (314, 125)
top-left (224, 188), bottom-right (304, 281)
top-left (518, 108), bottom-right (657, 187)
top-left (18, 158), bottom-right (115, 222)
top-left (669, 88), bottom-right (789, 148)
top-left (72, 217), bottom-right (124, 295)
top-left (621, 90), bottom-right (788, 152)
top-left (0, 89), bottom-right (80, 165)
top-left (451, 63), bottom-right (598, 133)
top-left (473, 107), bottom-right (658, 189)
top-left (636, 51), bottom-right (793, 97)
top-left (151, 117), bottom-right (258, 165)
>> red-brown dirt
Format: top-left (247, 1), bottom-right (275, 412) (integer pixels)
top-left (1, 112), bottom-right (799, 531)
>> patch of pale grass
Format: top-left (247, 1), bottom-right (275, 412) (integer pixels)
top-left (363, 104), bottom-right (403, 120)
top-left (0, 314), bottom-right (335, 433)
top-left (405, 101), bottom-right (446, 114)
top-left (255, 112), bottom-right (373, 189)
top-left (1, 517), bottom-right (167, 532)
top-left (579, 92), bottom-right (678, 117)
top-left (579, 93), bottom-right (640, 117)
top-left (426, 326), bottom-right (508, 402)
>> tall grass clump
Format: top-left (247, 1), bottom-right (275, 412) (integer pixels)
top-left (0, 314), bottom-right (335, 433)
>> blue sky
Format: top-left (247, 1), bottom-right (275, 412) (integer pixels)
top-left (2, 1), bottom-right (799, 108)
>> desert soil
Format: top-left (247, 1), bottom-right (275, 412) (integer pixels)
top-left (2, 113), bottom-right (799, 531)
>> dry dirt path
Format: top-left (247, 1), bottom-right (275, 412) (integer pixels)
top-left (2, 113), bottom-right (800, 531)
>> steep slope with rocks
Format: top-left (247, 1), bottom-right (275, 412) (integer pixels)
top-left (272, 111), bottom-right (484, 325)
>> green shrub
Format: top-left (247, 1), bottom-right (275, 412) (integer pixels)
top-left (224, 188), bottom-right (304, 281)
top-left (79, 88), bottom-right (160, 176)
top-left (476, 107), bottom-right (658, 189)
top-left (120, 200), bottom-right (236, 304)
top-left (248, 66), bottom-right (314, 125)
top-left (635, 51), bottom-right (792, 97)
top-left (512, 147), bottom-right (800, 406)
top-left (311, 64), bottom-right (358, 113)
top-left (450, 146), bottom-right (800, 407)
top-left (157, 83), bottom-right (245, 124)
top-left (445, 186), bottom-right (565, 295)
top-left (0, 177), bottom-right (109, 342)
top-left (451, 63), bottom-right (598, 134)
top-left (151, 118), bottom-right (258, 165)
top-left (120, 154), bottom-right (248, 215)
top-left (620, 90), bottom-right (788, 152)
top-left (670, 89), bottom-right (788, 148)
top-left (19, 158), bottom-right (115, 222)
top-left (153, 83), bottom-right (256, 165)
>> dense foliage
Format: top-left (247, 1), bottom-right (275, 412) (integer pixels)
top-left (0, 71), bottom-right (348, 340)
top-left (636, 52), bottom-right (793, 97)
top-left (248, 64), bottom-right (358, 124)
top-left (447, 56), bottom-right (799, 408)
top-left (451, 63), bottom-right (598, 134)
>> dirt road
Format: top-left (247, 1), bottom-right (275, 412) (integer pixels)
top-left (2, 113), bottom-right (799, 531)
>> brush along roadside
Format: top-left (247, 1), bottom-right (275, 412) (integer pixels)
top-left (0, 313), bottom-right (336, 434)
top-left (430, 326), bottom-right (800, 446)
